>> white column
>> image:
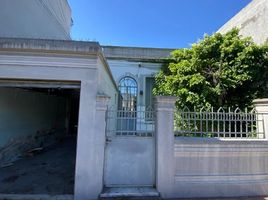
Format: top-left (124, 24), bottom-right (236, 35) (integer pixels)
top-left (155, 96), bottom-right (177, 198)
top-left (253, 99), bottom-right (268, 139)
top-left (74, 79), bottom-right (110, 200)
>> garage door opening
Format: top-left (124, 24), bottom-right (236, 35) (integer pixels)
top-left (0, 85), bottom-right (80, 195)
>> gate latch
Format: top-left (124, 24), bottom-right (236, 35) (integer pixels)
top-left (106, 138), bottom-right (112, 143)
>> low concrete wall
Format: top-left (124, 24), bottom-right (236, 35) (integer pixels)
top-left (0, 88), bottom-right (67, 166)
top-left (172, 137), bottom-right (268, 198)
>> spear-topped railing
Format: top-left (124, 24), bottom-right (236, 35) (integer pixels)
top-left (174, 107), bottom-right (265, 138)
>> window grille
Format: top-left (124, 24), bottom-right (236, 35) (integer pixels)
top-left (118, 76), bottom-right (137, 111)
top-left (106, 106), bottom-right (155, 137)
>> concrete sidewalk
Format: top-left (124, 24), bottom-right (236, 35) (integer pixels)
top-left (100, 197), bottom-right (268, 200)
top-left (0, 195), bottom-right (268, 200)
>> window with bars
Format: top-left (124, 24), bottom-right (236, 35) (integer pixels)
top-left (118, 76), bottom-right (137, 111)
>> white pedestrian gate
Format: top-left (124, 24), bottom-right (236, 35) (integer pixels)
top-left (104, 107), bottom-right (155, 186)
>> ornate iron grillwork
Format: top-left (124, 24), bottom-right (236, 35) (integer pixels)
top-left (118, 77), bottom-right (137, 111)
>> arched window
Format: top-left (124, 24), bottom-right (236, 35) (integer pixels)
top-left (118, 76), bottom-right (137, 110)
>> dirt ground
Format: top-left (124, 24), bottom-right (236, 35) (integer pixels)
top-left (0, 137), bottom-right (76, 195)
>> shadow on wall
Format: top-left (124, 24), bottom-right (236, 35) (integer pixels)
top-left (0, 88), bottom-right (67, 167)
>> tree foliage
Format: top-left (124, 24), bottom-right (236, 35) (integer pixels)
top-left (153, 29), bottom-right (268, 109)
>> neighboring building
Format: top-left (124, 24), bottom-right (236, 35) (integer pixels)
top-left (103, 46), bottom-right (173, 110)
top-left (0, 0), bottom-right (72, 40)
top-left (218, 0), bottom-right (268, 44)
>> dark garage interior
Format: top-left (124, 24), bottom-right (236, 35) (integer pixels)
top-left (0, 84), bottom-right (80, 195)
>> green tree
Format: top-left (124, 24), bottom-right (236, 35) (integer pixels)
top-left (153, 28), bottom-right (268, 109)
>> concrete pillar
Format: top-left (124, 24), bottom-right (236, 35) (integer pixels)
top-left (155, 96), bottom-right (177, 198)
top-left (74, 80), bottom-right (109, 200)
top-left (94, 94), bottom-right (110, 186)
top-left (253, 98), bottom-right (268, 139)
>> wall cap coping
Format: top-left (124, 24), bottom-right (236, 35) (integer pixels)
top-left (175, 137), bottom-right (268, 145)
top-left (155, 96), bottom-right (177, 104)
top-left (253, 98), bottom-right (268, 105)
top-left (0, 37), bottom-right (101, 55)
top-left (102, 45), bottom-right (175, 61)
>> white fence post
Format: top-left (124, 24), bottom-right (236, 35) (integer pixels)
top-left (155, 96), bottom-right (177, 198)
top-left (253, 99), bottom-right (268, 139)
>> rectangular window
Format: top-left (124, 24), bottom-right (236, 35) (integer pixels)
top-left (145, 77), bottom-right (155, 108)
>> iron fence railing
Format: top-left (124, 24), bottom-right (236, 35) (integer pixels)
top-left (106, 106), bottom-right (155, 137)
top-left (174, 107), bottom-right (265, 139)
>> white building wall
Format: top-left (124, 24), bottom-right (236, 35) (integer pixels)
top-left (0, 0), bottom-right (72, 40)
top-left (0, 38), bottom-right (118, 200)
top-left (107, 59), bottom-right (162, 107)
top-left (218, 0), bottom-right (268, 45)
top-left (103, 46), bottom-right (173, 108)
top-left (97, 58), bottom-right (118, 106)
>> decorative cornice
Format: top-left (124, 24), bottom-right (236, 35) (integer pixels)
top-left (0, 37), bottom-right (101, 55)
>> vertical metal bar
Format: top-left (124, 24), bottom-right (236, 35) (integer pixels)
top-left (245, 108), bottom-right (248, 137)
top-left (187, 111), bottom-right (190, 135)
top-left (211, 107), bottom-right (214, 136)
top-left (262, 114), bottom-right (265, 139)
top-left (240, 111), bottom-right (243, 137)
top-left (217, 111), bottom-right (220, 137)
top-left (200, 111), bottom-right (203, 137)
top-left (223, 112), bottom-right (225, 137)
top-left (194, 110), bottom-right (198, 135)
top-left (120, 110), bottom-right (123, 136)
top-left (241, 110), bottom-right (244, 137)
top-left (229, 107), bottom-right (231, 137)
top-left (206, 111), bottom-right (208, 137)
top-left (251, 112), bottom-right (254, 137)
top-left (234, 111), bottom-right (237, 138)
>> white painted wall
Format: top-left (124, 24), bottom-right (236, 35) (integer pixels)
top-left (0, 0), bottom-right (71, 40)
top-left (218, 0), bottom-right (268, 44)
top-left (97, 58), bottom-right (118, 106)
top-left (154, 96), bottom-right (268, 199)
top-left (172, 138), bottom-right (268, 198)
top-left (0, 38), bottom-right (118, 200)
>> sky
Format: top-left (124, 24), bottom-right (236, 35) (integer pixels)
top-left (68, 0), bottom-right (252, 49)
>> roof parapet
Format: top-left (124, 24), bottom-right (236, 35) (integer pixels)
top-left (0, 37), bottom-right (101, 54)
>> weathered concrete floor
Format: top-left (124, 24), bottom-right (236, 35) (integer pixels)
top-left (0, 137), bottom-right (76, 195)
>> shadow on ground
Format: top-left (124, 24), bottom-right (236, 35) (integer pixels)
top-left (0, 137), bottom-right (76, 195)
